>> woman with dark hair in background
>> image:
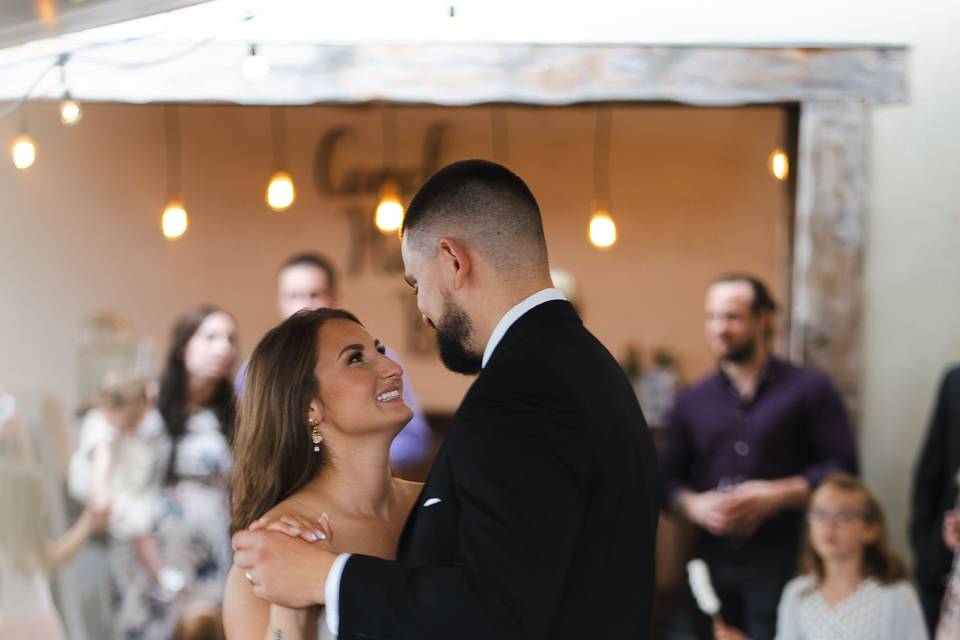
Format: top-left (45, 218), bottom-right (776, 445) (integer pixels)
top-left (223, 308), bottom-right (421, 640)
top-left (110, 304), bottom-right (238, 640)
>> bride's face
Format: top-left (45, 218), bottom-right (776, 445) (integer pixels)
top-left (312, 319), bottom-right (413, 437)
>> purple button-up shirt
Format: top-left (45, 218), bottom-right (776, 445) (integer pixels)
top-left (660, 356), bottom-right (858, 541)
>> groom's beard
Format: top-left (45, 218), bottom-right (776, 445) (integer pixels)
top-left (435, 295), bottom-right (482, 375)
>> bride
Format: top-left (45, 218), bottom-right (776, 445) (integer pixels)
top-left (223, 308), bottom-right (422, 639)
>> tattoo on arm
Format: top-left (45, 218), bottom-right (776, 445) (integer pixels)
top-left (271, 626), bottom-right (284, 640)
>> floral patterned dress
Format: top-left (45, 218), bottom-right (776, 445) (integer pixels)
top-left (108, 408), bottom-right (232, 640)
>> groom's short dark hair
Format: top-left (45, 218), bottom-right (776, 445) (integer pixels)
top-left (402, 159), bottom-right (549, 275)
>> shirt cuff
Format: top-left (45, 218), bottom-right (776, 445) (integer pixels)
top-left (324, 553), bottom-right (351, 636)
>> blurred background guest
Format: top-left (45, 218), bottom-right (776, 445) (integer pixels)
top-left (68, 372), bottom-right (167, 601)
top-left (0, 455), bottom-right (109, 639)
top-left (109, 305), bottom-right (237, 640)
top-left (714, 473), bottom-right (927, 640)
top-left (911, 363), bottom-right (960, 634)
top-left (661, 274), bottom-right (858, 639)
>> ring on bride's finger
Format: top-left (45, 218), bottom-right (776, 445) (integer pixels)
top-left (245, 571), bottom-right (254, 584)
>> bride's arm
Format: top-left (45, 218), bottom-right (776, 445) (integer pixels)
top-left (266, 605), bottom-right (317, 640)
top-left (224, 564), bottom-right (317, 640)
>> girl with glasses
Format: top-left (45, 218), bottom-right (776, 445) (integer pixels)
top-left (715, 472), bottom-right (927, 639)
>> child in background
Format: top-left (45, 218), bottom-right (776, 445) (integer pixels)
top-left (70, 371), bottom-right (184, 597)
top-left (0, 457), bottom-right (109, 638)
top-left (715, 472), bottom-right (928, 640)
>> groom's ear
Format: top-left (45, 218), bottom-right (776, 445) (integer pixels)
top-left (438, 237), bottom-right (471, 290)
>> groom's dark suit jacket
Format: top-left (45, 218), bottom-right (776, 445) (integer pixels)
top-left (339, 300), bottom-right (659, 639)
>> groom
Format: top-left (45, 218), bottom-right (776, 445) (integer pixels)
top-left (233, 160), bottom-right (659, 639)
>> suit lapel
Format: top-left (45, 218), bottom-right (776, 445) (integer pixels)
top-left (396, 384), bottom-right (471, 559)
top-left (396, 300), bottom-right (579, 561)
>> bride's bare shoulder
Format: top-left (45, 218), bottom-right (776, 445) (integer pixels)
top-left (261, 491), bottom-right (329, 522)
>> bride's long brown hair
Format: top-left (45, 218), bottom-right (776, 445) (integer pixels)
top-left (230, 307), bottom-right (361, 534)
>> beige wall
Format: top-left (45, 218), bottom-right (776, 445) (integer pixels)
top-left (0, 103), bottom-right (787, 420)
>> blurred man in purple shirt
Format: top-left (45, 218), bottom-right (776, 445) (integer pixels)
top-left (661, 274), bottom-right (857, 640)
top-left (235, 253), bottom-right (433, 472)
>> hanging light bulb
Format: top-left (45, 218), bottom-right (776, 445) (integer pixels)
top-left (161, 200), bottom-right (188, 240)
top-left (60, 96), bottom-right (82, 126)
top-left (37, 0), bottom-right (55, 26)
top-left (589, 110), bottom-right (617, 250)
top-left (264, 108), bottom-right (295, 212)
top-left (161, 107), bottom-right (190, 240)
top-left (56, 54), bottom-right (82, 126)
top-left (768, 148), bottom-right (789, 181)
top-left (242, 44), bottom-right (270, 80)
top-left (10, 133), bottom-right (37, 170)
top-left (588, 202), bottom-right (617, 250)
top-left (266, 171), bottom-right (295, 211)
top-left (375, 109), bottom-right (405, 235)
top-left (375, 180), bottom-right (404, 234)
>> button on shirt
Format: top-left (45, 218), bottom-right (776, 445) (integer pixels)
top-left (660, 356), bottom-right (858, 542)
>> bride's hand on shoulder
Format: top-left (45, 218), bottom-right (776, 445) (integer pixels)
top-left (232, 512), bottom-right (338, 608)
top-left (252, 511), bottom-right (334, 546)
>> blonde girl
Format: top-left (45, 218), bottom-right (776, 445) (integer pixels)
top-left (715, 472), bottom-right (927, 640)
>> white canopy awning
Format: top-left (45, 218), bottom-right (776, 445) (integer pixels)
top-left (0, 0), bottom-right (906, 108)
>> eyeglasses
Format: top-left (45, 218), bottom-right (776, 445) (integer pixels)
top-left (807, 509), bottom-right (868, 524)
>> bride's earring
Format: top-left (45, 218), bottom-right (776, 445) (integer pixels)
top-left (309, 418), bottom-right (323, 452)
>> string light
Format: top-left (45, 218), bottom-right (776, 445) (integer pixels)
top-left (375, 108), bottom-right (404, 234)
top-left (60, 95), bottom-right (82, 126)
top-left (769, 148), bottom-right (789, 181)
top-left (10, 133), bottom-right (37, 170)
top-left (161, 200), bottom-right (188, 239)
top-left (242, 44), bottom-right (270, 80)
top-left (57, 55), bottom-right (82, 126)
top-left (37, 0), bottom-right (56, 26)
top-left (589, 110), bottom-right (618, 249)
top-left (266, 171), bottom-right (295, 211)
top-left (375, 180), bottom-right (404, 234)
top-left (265, 107), bottom-right (295, 212)
top-left (588, 206), bottom-right (617, 249)
top-left (162, 106), bottom-right (188, 240)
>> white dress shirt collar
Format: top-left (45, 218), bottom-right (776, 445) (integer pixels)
top-left (481, 288), bottom-right (567, 368)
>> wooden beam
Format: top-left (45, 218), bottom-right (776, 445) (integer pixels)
top-left (0, 44), bottom-right (907, 107)
top-left (293, 45), bottom-right (907, 107)
top-left (790, 101), bottom-right (869, 418)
